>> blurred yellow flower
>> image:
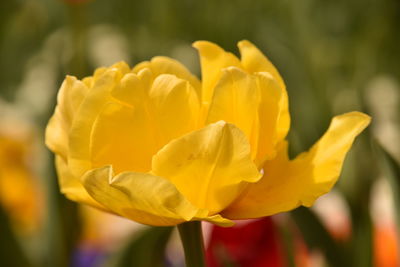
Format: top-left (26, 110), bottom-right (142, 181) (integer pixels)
top-left (0, 124), bottom-right (43, 233)
top-left (45, 40), bottom-right (370, 227)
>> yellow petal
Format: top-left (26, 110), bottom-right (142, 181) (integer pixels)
top-left (92, 61), bottom-right (130, 83)
top-left (45, 76), bottom-right (89, 159)
top-left (238, 40), bottom-right (290, 141)
top-left (82, 76), bottom-right (94, 88)
top-left (206, 67), bottom-right (259, 157)
top-left (238, 40), bottom-right (285, 90)
top-left (82, 166), bottom-right (203, 226)
top-left (276, 88), bottom-right (290, 142)
top-left (222, 112), bottom-right (371, 219)
top-left (149, 74), bottom-right (200, 144)
top-left (132, 56), bottom-right (201, 96)
top-left (90, 102), bottom-right (156, 173)
top-left (254, 72), bottom-right (284, 165)
top-left (46, 115), bottom-right (69, 159)
top-left (110, 61), bottom-right (131, 75)
top-left (152, 121), bottom-right (262, 214)
top-left (195, 214), bottom-right (234, 227)
top-left (206, 70), bottom-right (288, 165)
top-left (68, 69), bottom-right (119, 177)
top-left (110, 70), bottom-right (151, 107)
top-left (90, 74), bottom-right (200, 173)
top-left (55, 155), bottom-right (105, 210)
top-left (193, 41), bottom-right (242, 103)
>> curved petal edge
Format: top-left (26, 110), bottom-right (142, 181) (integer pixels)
top-left (222, 112), bottom-right (371, 219)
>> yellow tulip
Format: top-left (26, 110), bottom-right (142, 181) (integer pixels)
top-left (45, 40), bottom-right (370, 227)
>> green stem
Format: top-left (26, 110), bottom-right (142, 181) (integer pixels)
top-left (177, 221), bottom-right (206, 267)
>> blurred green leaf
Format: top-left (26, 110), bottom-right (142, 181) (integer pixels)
top-left (103, 226), bottom-right (173, 267)
top-left (291, 207), bottom-right (349, 267)
top-left (0, 205), bottom-right (34, 267)
top-left (277, 220), bottom-right (296, 267)
top-left (350, 210), bottom-right (373, 267)
top-left (42, 158), bottom-right (81, 267)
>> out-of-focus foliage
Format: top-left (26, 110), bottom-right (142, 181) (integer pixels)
top-left (103, 226), bottom-right (173, 267)
top-left (0, 0), bottom-right (399, 266)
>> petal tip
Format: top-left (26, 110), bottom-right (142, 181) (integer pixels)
top-left (151, 56), bottom-right (173, 64)
top-left (65, 75), bottom-right (77, 82)
top-left (222, 66), bottom-right (246, 74)
top-left (215, 120), bottom-right (228, 126)
top-left (111, 61), bottom-right (130, 70)
top-left (192, 41), bottom-right (223, 56)
top-left (192, 40), bottom-right (212, 49)
top-left (238, 39), bottom-right (252, 48)
top-left (137, 67), bottom-right (153, 78)
top-left (337, 111), bottom-right (372, 130)
top-left (82, 165), bottom-right (114, 185)
top-left (349, 111), bottom-right (371, 121)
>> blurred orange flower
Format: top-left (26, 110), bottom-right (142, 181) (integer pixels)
top-left (374, 224), bottom-right (399, 267)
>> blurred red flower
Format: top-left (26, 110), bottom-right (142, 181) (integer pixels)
top-left (206, 218), bottom-right (285, 267)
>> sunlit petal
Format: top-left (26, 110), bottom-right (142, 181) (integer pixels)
top-left (239, 40), bottom-right (290, 141)
top-left (68, 69), bottom-right (121, 177)
top-left (90, 74), bottom-right (199, 173)
top-left (45, 76), bottom-right (89, 159)
top-left (83, 166), bottom-right (211, 226)
top-left (55, 155), bottom-right (105, 210)
top-left (193, 41), bottom-right (242, 104)
top-left (133, 56), bottom-right (201, 96)
top-left (223, 112), bottom-right (371, 219)
top-left (152, 121), bottom-right (261, 214)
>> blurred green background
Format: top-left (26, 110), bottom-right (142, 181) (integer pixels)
top-left (0, 0), bottom-right (399, 266)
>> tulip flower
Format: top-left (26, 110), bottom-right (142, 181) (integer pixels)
top-left (46, 40), bottom-right (370, 266)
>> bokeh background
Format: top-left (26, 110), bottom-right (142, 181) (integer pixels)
top-left (1, 0), bottom-right (399, 266)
